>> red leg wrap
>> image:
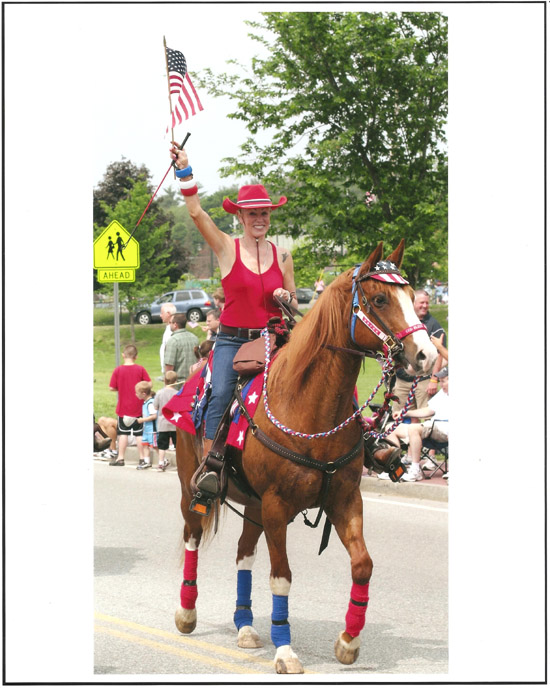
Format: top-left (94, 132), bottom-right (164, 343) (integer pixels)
top-left (180, 549), bottom-right (198, 610)
top-left (345, 582), bottom-right (370, 638)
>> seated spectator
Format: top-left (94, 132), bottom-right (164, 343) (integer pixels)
top-left (380, 368), bottom-right (449, 482)
top-left (94, 416), bottom-right (115, 457)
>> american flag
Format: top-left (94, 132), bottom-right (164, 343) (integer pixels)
top-left (166, 47), bottom-right (204, 128)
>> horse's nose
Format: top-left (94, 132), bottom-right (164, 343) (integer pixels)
top-left (416, 344), bottom-right (437, 373)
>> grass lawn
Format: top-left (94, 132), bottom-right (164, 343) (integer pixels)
top-left (93, 322), bottom-right (207, 418)
top-left (94, 305), bottom-right (448, 420)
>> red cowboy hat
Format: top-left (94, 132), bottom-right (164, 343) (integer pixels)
top-left (222, 184), bottom-right (287, 214)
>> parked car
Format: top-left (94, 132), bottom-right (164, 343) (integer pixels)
top-left (135, 289), bottom-right (213, 325)
top-left (295, 287), bottom-right (316, 304)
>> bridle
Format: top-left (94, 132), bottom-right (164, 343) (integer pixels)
top-left (350, 263), bottom-right (427, 362)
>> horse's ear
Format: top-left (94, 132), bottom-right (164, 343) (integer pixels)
top-left (385, 239), bottom-right (405, 269)
top-left (359, 242), bottom-right (384, 276)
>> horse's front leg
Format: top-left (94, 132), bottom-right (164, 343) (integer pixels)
top-left (330, 487), bottom-right (373, 665)
top-left (262, 495), bottom-right (304, 674)
top-left (174, 514), bottom-right (204, 634)
top-left (234, 507), bottom-right (264, 648)
top-left (174, 429), bottom-right (208, 635)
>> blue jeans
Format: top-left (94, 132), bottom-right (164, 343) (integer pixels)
top-left (205, 332), bottom-right (249, 440)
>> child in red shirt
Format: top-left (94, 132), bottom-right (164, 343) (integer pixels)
top-left (109, 344), bottom-right (151, 466)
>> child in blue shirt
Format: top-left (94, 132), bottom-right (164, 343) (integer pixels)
top-left (135, 381), bottom-right (157, 470)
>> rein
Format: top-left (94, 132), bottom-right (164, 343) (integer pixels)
top-left (262, 263), bottom-right (429, 440)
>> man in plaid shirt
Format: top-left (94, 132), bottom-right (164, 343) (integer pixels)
top-left (164, 313), bottom-right (200, 390)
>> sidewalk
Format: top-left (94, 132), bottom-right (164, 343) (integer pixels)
top-left (95, 447), bottom-right (448, 503)
top-left (360, 470), bottom-right (448, 502)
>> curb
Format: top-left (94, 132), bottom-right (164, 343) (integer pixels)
top-left (100, 447), bottom-right (448, 503)
top-left (361, 474), bottom-right (448, 502)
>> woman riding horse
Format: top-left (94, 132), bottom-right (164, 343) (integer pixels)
top-left (170, 143), bottom-right (298, 500)
top-left (172, 235), bottom-right (438, 673)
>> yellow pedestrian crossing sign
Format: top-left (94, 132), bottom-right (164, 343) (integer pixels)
top-left (94, 220), bottom-right (139, 282)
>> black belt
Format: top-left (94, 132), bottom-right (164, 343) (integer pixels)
top-left (219, 324), bottom-right (262, 340)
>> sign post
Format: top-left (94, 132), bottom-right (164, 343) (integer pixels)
top-left (113, 282), bottom-right (121, 367)
top-left (93, 220), bottom-right (140, 365)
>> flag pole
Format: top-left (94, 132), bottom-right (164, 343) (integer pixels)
top-left (163, 36), bottom-right (176, 177)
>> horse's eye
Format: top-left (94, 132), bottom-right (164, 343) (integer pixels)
top-left (373, 294), bottom-right (387, 308)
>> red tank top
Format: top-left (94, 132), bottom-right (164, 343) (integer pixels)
top-left (220, 239), bottom-right (284, 329)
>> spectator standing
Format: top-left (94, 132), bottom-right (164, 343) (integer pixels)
top-left (109, 345), bottom-right (151, 466)
top-left (430, 333), bottom-right (449, 363)
top-left (314, 277), bottom-right (325, 296)
top-left (159, 302), bottom-right (177, 380)
top-left (212, 288), bottom-right (225, 311)
top-left (153, 370), bottom-right (179, 471)
top-left (392, 289), bottom-right (446, 416)
top-left (164, 312), bottom-right (200, 389)
top-left (135, 381), bottom-right (157, 470)
top-left (189, 339), bottom-right (215, 377)
top-left (202, 308), bottom-right (220, 341)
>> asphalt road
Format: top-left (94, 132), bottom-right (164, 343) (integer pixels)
top-left (94, 461), bottom-right (448, 677)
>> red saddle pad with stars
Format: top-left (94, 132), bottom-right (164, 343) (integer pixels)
top-left (226, 373), bottom-right (264, 451)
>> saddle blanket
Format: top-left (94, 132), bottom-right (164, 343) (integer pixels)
top-left (162, 351), bottom-right (214, 434)
top-left (226, 374), bottom-right (264, 450)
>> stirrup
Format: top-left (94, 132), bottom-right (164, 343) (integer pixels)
top-left (189, 471), bottom-right (220, 516)
top-left (196, 471), bottom-right (220, 496)
top-left (189, 491), bottom-right (215, 516)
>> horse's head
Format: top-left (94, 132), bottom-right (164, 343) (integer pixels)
top-left (351, 240), bottom-right (438, 375)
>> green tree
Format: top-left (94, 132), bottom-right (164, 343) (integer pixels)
top-left (94, 162), bottom-right (191, 303)
top-left (95, 181), bottom-right (178, 341)
top-left (201, 11), bottom-right (447, 286)
top-left (93, 158), bottom-right (151, 228)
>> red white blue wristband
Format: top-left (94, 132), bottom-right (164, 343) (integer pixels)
top-left (180, 185), bottom-right (198, 197)
top-left (176, 166), bottom-right (193, 178)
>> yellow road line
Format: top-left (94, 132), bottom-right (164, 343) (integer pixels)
top-left (95, 624), bottom-right (266, 674)
top-left (95, 612), bottom-right (319, 674)
top-left (95, 612), bottom-right (273, 666)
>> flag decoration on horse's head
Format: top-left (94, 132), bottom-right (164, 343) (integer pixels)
top-left (369, 261), bottom-right (409, 285)
top-left (166, 46), bottom-right (204, 129)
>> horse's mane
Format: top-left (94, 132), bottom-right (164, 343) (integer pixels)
top-left (272, 269), bottom-right (354, 394)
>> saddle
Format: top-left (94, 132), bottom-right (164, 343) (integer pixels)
top-left (189, 318), bottom-right (287, 516)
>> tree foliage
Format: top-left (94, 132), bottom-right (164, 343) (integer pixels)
top-left (93, 158), bottom-right (151, 228)
top-left (93, 161), bottom-right (191, 303)
top-left (201, 11), bottom-right (447, 286)
top-left (94, 181), bottom-right (174, 310)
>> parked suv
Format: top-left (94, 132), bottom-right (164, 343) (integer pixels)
top-left (135, 289), bottom-right (213, 325)
top-left (295, 287), bottom-right (316, 304)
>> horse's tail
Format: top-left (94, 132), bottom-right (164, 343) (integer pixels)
top-left (176, 428), bottom-right (224, 563)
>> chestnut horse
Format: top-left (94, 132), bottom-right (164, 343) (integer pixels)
top-left (174, 241), bottom-right (437, 673)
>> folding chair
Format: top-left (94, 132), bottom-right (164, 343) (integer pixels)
top-left (421, 420), bottom-right (448, 479)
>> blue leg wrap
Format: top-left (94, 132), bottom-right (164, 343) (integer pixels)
top-left (234, 569), bottom-right (253, 630)
top-left (271, 594), bottom-right (291, 648)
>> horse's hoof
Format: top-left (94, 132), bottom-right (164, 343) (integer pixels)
top-left (237, 625), bottom-right (263, 648)
top-left (274, 645), bottom-right (304, 674)
top-left (334, 630), bottom-right (360, 664)
top-left (175, 606), bottom-right (197, 634)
